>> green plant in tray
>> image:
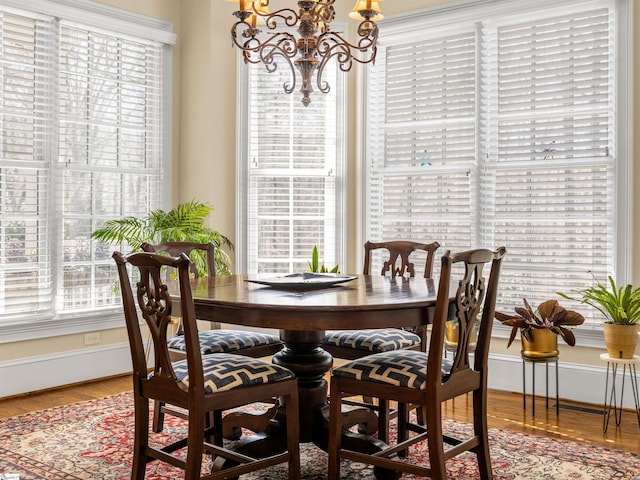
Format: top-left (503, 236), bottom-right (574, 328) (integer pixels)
top-left (307, 245), bottom-right (339, 273)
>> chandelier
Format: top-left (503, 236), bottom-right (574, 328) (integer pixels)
top-left (228, 0), bottom-right (383, 106)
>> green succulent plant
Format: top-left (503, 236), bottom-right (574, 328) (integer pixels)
top-left (558, 275), bottom-right (640, 325)
top-left (307, 245), bottom-right (339, 273)
top-left (91, 200), bottom-right (233, 275)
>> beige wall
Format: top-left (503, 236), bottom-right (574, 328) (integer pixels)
top-left (1, 0), bottom-right (637, 380)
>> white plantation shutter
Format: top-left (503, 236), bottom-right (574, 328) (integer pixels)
top-left (240, 47), bottom-right (345, 274)
top-left (0, 1), bottom-right (172, 331)
top-left (366, 27), bottom-right (478, 278)
top-left (57, 22), bottom-right (165, 312)
top-left (365, 0), bottom-right (627, 326)
top-left (489, 8), bottom-right (615, 317)
top-left (0, 11), bottom-right (54, 319)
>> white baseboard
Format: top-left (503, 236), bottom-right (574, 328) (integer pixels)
top-left (1, 346), bottom-right (635, 411)
top-left (0, 343), bottom-right (132, 398)
top-left (488, 353), bottom-right (636, 409)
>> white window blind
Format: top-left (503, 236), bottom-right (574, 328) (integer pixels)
top-left (0, 2), bottom-right (171, 331)
top-left (366, 26), bottom-right (478, 277)
top-left (0, 11), bottom-right (54, 319)
top-left (239, 52), bottom-right (345, 274)
top-left (365, 0), bottom-right (627, 326)
top-left (489, 7), bottom-right (614, 312)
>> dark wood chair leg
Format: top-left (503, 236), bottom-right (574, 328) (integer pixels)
top-left (397, 402), bottom-right (408, 458)
top-left (473, 390), bottom-right (493, 480)
top-left (152, 400), bottom-right (164, 433)
top-left (328, 385), bottom-right (343, 480)
top-left (377, 398), bottom-right (389, 443)
top-left (286, 389), bottom-right (301, 480)
top-left (426, 407), bottom-right (447, 480)
top-left (132, 395), bottom-right (150, 480)
top-left (185, 410), bottom-right (205, 479)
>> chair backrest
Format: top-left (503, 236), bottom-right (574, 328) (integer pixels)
top-left (141, 241), bottom-right (216, 278)
top-left (363, 240), bottom-right (440, 278)
top-left (113, 251), bottom-right (203, 391)
top-left (427, 247), bottom-right (506, 398)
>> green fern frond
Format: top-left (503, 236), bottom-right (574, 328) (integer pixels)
top-left (91, 217), bottom-right (152, 251)
top-left (91, 200), bottom-right (234, 275)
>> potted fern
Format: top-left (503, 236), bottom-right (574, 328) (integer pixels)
top-left (91, 200), bottom-right (233, 275)
top-left (558, 276), bottom-right (640, 359)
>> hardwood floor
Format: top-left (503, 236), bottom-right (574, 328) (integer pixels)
top-left (0, 375), bottom-right (131, 419)
top-left (1, 373), bottom-right (638, 454)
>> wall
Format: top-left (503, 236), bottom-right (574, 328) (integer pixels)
top-left (1, 0), bottom-right (638, 406)
top-left (0, 0), bottom-right (182, 396)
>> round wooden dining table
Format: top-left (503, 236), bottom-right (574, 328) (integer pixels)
top-left (185, 273), bottom-right (441, 478)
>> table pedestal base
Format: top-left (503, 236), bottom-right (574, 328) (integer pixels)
top-left (218, 329), bottom-right (397, 479)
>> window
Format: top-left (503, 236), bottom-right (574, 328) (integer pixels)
top-left (236, 37), bottom-right (346, 274)
top-left (363, 0), bottom-right (630, 327)
top-left (0, 1), bottom-right (174, 340)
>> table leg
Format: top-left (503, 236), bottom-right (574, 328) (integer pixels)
top-left (601, 357), bottom-right (640, 433)
top-left (532, 359), bottom-right (536, 417)
top-left (545, 361), bottom-right (549, 409)
top-left (555, 358), bottom-right (559, 415)
top-left (272, 330), bottom-right (334, 442)
top-left (220, 329), bottom-right (394, 479)
top-left (603, 362), bottom-right (618, 433)
top-left (522, 358), bottom-right (526, 410)
top-left (616, 365), bottom-right (627, 426)
top-left (630, 364), bottom-right (640, 427)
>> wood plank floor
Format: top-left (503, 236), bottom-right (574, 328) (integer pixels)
top-left (1, 373), bottom-right (638, 454)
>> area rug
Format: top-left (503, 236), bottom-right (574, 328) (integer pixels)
top-left (0, 392), bottom-right (639, 480)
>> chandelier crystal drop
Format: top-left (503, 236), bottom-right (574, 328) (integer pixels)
top-left (228, 0), bottom-right (383, 106)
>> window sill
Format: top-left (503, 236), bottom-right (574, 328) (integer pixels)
top-left (0, 310), bottom-right (125, 344)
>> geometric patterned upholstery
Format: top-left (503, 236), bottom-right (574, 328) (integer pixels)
top-left (323, 328), bottom-right (421, 353)
top-left (332, 350), bottom-right (453, 390)
top-left (170, 352), bottom-right (295, 394)
top-left (168, 330), bottom-right (282, 355)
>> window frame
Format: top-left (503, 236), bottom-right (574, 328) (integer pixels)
top-left (235, 24), bottom-right (348, 275)
top-left (360, 0), bottom-right (632, 346)
top-left (0, 0), bottom-right (175, 343)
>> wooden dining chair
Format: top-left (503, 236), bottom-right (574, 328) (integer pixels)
top-left (141, 241), bottom-right (284, 432)
top-left (113, 250), bottom-right (300, 480)
top-left (322, 240), bottom-right (440, 360)
top-left (328, 247), bottom-right (506, 480)
top-left (322, 240), bottom-right (440, 440)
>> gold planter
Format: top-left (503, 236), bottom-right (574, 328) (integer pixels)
top-left (603, 323), bottom-right (639, 359)
top-left (445, 319), bottom-right (478, 350)
top-left (521, 329), bottom-right (559, 359)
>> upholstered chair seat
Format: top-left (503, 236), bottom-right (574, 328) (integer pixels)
top-left (332, 350), bottom-right (453, 390)
top-left (168, 330), bottom-right (282, 356)
top-left (323, 328), bottom-right (421, 354)
top-left (171, 352), bottom-right (295, 394)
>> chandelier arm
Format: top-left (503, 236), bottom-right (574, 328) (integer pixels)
top-left (236, 31), bottom-right (298, 57)
top-left (258, 39), bottom-right (298, 94)
top-left (259, 7), bottom-right (301, 30)
top-left (314, 0), bottom-right (336, 26)
top-left (317, 28), bottom-right (378, 66)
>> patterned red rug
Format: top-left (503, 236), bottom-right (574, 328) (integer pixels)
top-left (0, 392), bottom-right (638, 479)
